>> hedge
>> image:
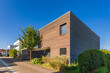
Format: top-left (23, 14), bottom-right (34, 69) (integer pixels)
top-left (9, 49), bottom-right (17, 57)
top-left (78, 49), bottom-right (104, 73)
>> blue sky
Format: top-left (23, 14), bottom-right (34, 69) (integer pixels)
top-left (0, 0), bottom-right (110, 50)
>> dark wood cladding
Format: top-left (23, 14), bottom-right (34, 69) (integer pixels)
top-left (70, 12), bottom-right (100, 62)
top-left (39, 12), bottom-right (71, 62)
top-left (38, 11), bottom-right (100, 63)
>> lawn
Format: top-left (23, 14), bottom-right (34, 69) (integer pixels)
top-left (63, 66), bottom-right (108, 73)
top-left (94, 66), bottom-right (108, 73)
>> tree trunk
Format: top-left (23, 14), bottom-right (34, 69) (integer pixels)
top-left (30, 50), bottom-right (32, 61)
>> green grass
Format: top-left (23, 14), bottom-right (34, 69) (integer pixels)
top-left (63, 69), bottom-right (78, 73)
top-left (37, 63), bottom-right (57, 71)
top-left (94, 66), bottom-right (108, 73)
top-left (62, 63), bottom-right (78, 73)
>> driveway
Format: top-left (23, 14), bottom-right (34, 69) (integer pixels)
top-left (0, 57), bottom-right (60, 73)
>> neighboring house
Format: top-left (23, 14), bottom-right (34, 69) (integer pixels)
top-left (38, 11), bottom-right (100, 63)
top-left (7, 40), bottom-right (21, 56)
top-left (14, 40), bottom-right (21, 56)
top-left (6, 45), bottom-right (16, 56)
top-left (7, 45), bottom-right (15, 50)
top-left (0, 49), bottom-right (6, 55)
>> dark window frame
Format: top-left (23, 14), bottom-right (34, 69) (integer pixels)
top-left (60, 48), bottom-right (66, 56)
top-left (60, 23), bottom-right (67, 35)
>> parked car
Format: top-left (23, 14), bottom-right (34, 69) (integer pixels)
top-left (0, 52), bottom-right (2, 56)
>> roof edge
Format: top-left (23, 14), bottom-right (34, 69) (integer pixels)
top-left (38, 11), bottom-right (71, 30)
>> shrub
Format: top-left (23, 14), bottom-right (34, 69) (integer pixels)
top-left (42, 56), bottom-right (50, 64)
top-left (31, 58), bottom-right (43, 64)
top-left (100, 50), bottom-right (110, 72)
top-left (78, 49), bottom-right (104, 73)
top-left (49, 56), bottom-right (68, 70)
top-left (105, 54), bottom-right (110, 72)
top-left (62, 63), bottom-right (78, 73)
top-left (9, 49), bottom-right (17, 57)
top-left (100, 50), bottom-right (110, 54)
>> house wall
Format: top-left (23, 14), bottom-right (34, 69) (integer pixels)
top-left (70, 12), bottom-right (100, 62)
top-left (38, 11), bottom-right (71, 61)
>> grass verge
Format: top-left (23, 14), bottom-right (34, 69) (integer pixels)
top-left (94, 66), bottom-right (108, 73)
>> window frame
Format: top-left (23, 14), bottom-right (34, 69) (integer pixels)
top-left (60, 23), bottom-right (67, 35)
top-left (60, 48), bottom-right (67, 56)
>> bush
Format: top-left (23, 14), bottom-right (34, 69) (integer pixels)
top-left (100, 50), bottom-right (110, 72)
top-left (78, 49), bottom-right (104, 73)
top-left (42, 56), bottom-right (50, 64)
top-left (105, 54), bottom-right (110, 72)
top-left (62, 63), bottom-right (78, 73)
top-left (9, 49), bottom-right (17, 57)
top-left (100, 50), bottom-right (110, 54)
top-left (49, 56), bottom-right (68, 70)
top-left (31, 58), bottom-right (43, 64)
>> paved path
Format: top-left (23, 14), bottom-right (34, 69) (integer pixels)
top-left (0, 58), bottom-right (18, 73)
top-left (0, 59), bottom-right (9, 73)
top-left (0, 57), bottom-right (60, 73)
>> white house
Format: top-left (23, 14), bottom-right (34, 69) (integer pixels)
top-left (7, 45), bottom-right (16, 50)
top-left (14, 40), bottom-right (21, 56)
top-left (14, 40), bottom-right (21, 51)
top-left (7, 40), bottom-right (21, 56)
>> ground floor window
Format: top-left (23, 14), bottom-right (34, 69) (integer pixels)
top-left (44, 49), bottom-right (50, 57)
top-left (60, 48), bottom-right (66, 56)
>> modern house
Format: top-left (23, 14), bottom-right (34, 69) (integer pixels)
top-left (7, 40), bottom-right (21, 56)
top-left (14, 40), bottom-right (21, 56)
top-left (38, 11), bottom-right (100, 63)
top-left (7, 45), bottom-right (16, 49)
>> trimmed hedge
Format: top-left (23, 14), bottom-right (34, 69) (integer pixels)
top-left (78, 49), bottom-right (104, 73)
top-left (9, 49), bottom-right (17, 57)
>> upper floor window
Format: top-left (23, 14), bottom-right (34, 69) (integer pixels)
top-left (60, 23), bottom-right (66, 35)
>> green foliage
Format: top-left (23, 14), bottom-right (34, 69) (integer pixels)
top-left (100, 50), bottom-right (110, 72)
top-left (62, 63), bottom-right (78, 73)
top-left (20, 43), bottom-right (24, 50)
top-left (100, 50), bottom-right (110, 54)
top-left (105, 54), bottom-right (110, 72)
top-left (78, 49), bottom-right (104, 73)
top-left (31, 58), bottom-right (43, 64)
top-left (18, 25), bottom-right (41, 50)
top-left (94, 66), bottom-right (108, 73)
top-left (9, 49), bottom-right (17, 57)
top-left (42, 56), bottom-right (50, 64)
top-left (49, 56), bottom-right (68, 70)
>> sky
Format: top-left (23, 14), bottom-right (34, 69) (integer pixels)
top-left (0, 0), bottom-right (110, 50)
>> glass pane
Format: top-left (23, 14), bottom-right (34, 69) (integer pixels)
top-left (61, 24), bottom-right (66, 35)
top-left (60, 48), bottom-right (66, 56)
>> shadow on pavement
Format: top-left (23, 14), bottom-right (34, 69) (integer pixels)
top-left (0, 57), bottom-right (62, 73)
top-left (0, 57), bottom-right (21, 67)
top-left (0, 70), bottom-right (9, 73)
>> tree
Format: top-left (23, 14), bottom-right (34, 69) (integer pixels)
top-left (18, 25), bottom-right (41, 61)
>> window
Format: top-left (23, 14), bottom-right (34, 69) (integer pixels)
top-left (44, 49), bottom-right (50, 57)
top-left (60, 24), bottom-right (66, 35)
top-left (60, 48), bottom-right (66, 56)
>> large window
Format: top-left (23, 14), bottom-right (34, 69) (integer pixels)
top-left (60, 48), bottom-right (66, 56)
top-left (60, 23), bottom-right (66, 35)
